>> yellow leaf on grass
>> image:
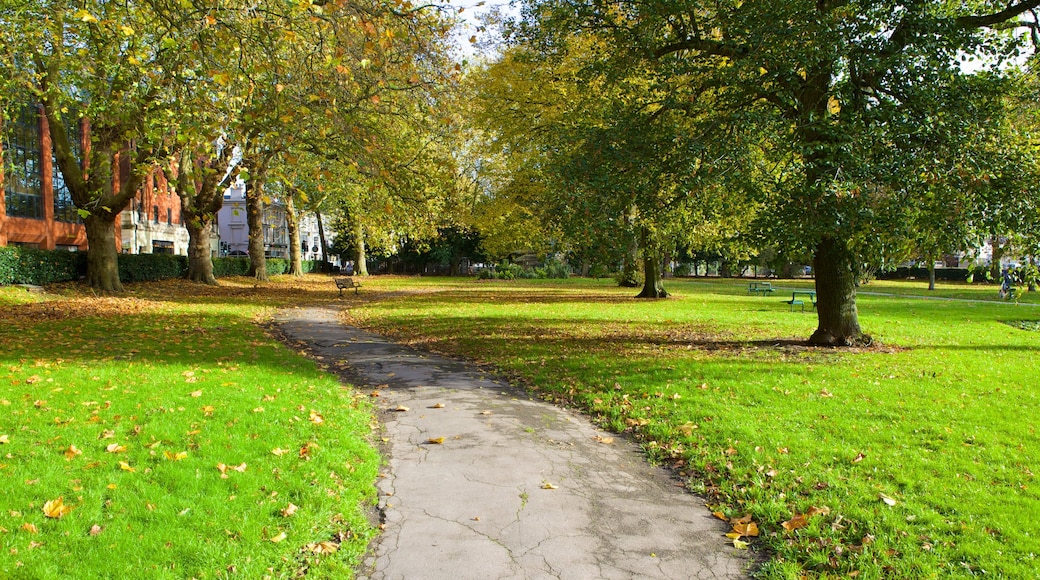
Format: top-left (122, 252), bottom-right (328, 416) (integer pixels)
top-left (271, 448), bottom-right (290, 456)
top-left (732, 538), bottom-right (750, 549)
top-left (64, 445), bottom-right (82, 460)
top-left (43, 497), bottom-right (72, 518)
top-left (281, 503), bottom-right (298, 517)
top-left (305, 541), bottom-right (339, 554)
top-left (106, 443), bottom-right (126, 453)
top-left (89, 524), bottom-right (103, 536)
top-left (163, 451), bottom-right (188, 461)
top-left (309, 411), bottom-right (324, 424)
top-left (879, 493), bottom-right (897, 506)
top-left (733, 522), bottom-right (759, 537)
top-left (190, 390), bottom-right (203, 397)
top-left (807, 506), bottom-right (831, 517)
top-left (201, 405), bottom-right (215, 416)
top-left (270, 532), bottom-right (287, 543)
top-left (119, 461), bottom-right (135, 472)
top-left (0, 434), bottom-right (9, 444)
top-left (712, 511), bottom-right (727, 521)
top-left (782, 513), bottom-right (809, 531)
top-left (22, 522), bottom-right (38, 533)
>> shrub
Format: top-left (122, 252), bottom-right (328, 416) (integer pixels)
top-left (674, 262), bottom-right (694, 277)
top-left (877, 267), bottom-right (971, 282)
top-left (266, 258), bottom-right (289, 276)
top-left (543, 257), bottom-right (570, 279)
top-left (212, 257), bottom-right (250, 277)
top-left (0, 246), bottom-right (84, 285)
top-left (0, 247), bottom-right (21, 285)
top-left (118, 254), bottom-right (187, 282)
top-left (588, 264), bottom-right (614, 279)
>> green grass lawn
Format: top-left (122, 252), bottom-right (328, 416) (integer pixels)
top-left (0, 278), bottom-right (379, 579)
top-left (346, 276), bottom-right (1040, 579)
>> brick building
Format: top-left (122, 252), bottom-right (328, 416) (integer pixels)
top-left (0, 105), bottom-right (87, 250)
top-left (1, 105), bottom-right (194, 255)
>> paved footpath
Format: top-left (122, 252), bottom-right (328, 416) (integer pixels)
top-left (274, 306), bottom-right (750, 580)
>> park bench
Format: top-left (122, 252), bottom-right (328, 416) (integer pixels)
top-left (335, 277), bottom-right (362, 296)
top-left (747, 281), bottom-right (776, 295)
top-left (785, 290), bottom-right (816, 312)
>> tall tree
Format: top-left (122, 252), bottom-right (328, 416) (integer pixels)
top-left (2, 1), bottom-right (189, 291)
top-left (511, 0), bottom-right (1039, 344)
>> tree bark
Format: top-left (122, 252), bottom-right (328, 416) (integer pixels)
top-left (84, 213), bottom-right (123, 292)
top-left (172, 148), bottom-right (226, 286)
top-left (286, 193), bottom-right (302, 276)
top-left (245, 187), bottom-right (268, 280)
top-left (185, 217), bottom-right (217, 285)
top-left (636, 228), bottom-right (668, 298)
top-left (927, 258), bottom-right (936, 291)
top-left (353, 220), bottom-right (368, 276)
top-left (809, 237), bottom-right (867, 346)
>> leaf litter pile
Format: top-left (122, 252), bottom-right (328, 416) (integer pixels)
top-left (347, 279), bottom-right (1040, 580)
top-left (0, 278), bottom-right (379, 578)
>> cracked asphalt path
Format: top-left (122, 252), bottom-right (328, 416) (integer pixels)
top-left (274, 306), bottom-right (750, 580)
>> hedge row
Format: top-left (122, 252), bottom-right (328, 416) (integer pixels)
top-left (876, 267), bottom-right (971, 282)
top-left (0, 247), bottom-right (85, 286)
top-left (0, 246), bottom-right (319, 285)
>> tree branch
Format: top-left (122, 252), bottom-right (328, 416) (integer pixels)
top-left (955, 0), bottom-right (1040, 29)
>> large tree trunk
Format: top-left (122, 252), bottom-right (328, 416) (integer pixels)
top-left (636, 228), bottom-right (668, 298)
top-left (809, 237), bottom-right (867, 346)
top-left (353, 220), bottom-right (368, 276)
top-left (242, 152), bottom-right (270, 281)
top-left (927, 258), bottom-right (936, 291)
top-left (286, 193), bottom-right (303, 276)
top-left (185, 217), bottom-right (217, 284)
top-left (84, 213), bottom-right (123, 292)
top-left (245, 189), bottom-right (267, 280)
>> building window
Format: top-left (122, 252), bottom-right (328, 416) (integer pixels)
top-left (3, 106), bottom-right (43, 219)
top-left (53, 115), bottom-right (82, 223)
top-left (153, 205), bottom-right (159, 223)
top-left (167, 208), bottom-right (172, 225)
top-left (152, 240), bottom-right (174, 255)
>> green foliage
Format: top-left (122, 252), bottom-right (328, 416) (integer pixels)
top-left (266, 258), bottom-right (289, 276)
top-left (117, 254), bottom-right (187, 282)
top-left (0, 247), bottom-right (20, 285)
top-left (542, 257), bottom-right (570, 279)
top-left (478, 259), bottom-right (568, 280)
top-left (212, 257), bottom-right (251, 278)
top-left (0, 247), bottom-right (84, 285)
